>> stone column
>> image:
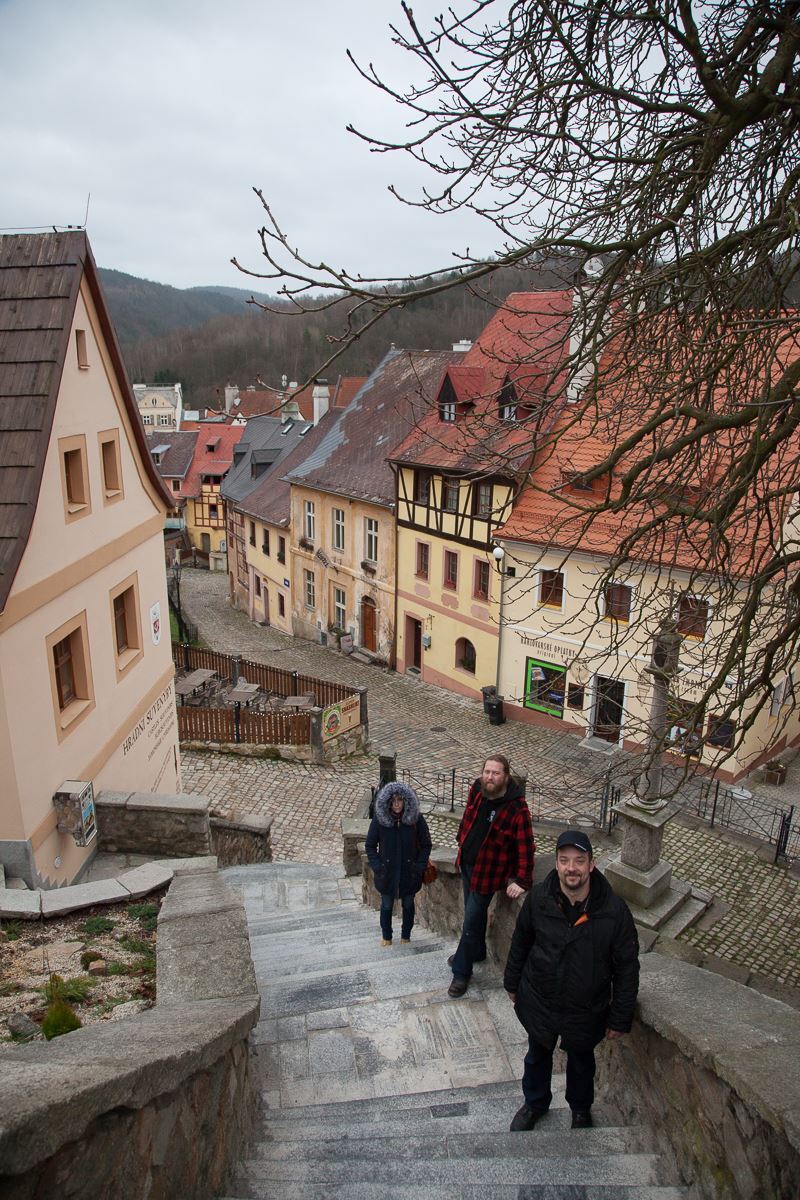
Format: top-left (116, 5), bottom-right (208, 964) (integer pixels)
top-left (603, 799), bottom-right (679, 910)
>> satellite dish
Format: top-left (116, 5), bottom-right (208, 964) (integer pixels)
top-left (584, 256), bottom-right (603, 279)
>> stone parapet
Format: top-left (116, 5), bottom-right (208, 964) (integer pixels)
top-left (95, 790), bottom-right (212, 857)
top-left (0, 868), bottom-right (260, 1199)
top-left (210, 813), bottom-right (273, 867)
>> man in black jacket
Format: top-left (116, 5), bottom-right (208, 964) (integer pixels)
top-left (503, 829), bottom-right (639, 1131)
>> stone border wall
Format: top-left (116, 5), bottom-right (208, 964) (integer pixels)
top-left (96, 790), bottom-right (272, 867)
top-left (0, 866), bottom-right (260, 1199)
top-left (357, 843), bottom-right (800, 1200)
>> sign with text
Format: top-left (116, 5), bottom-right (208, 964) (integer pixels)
top-left (321, 693), bottom-right (361, 741)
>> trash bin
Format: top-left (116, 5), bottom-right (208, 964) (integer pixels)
top-left (487, 695), bottom-right (506, 726)
top-left (481, 685), bottom-right (498, 714)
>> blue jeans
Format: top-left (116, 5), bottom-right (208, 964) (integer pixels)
top-left (380, 893), bottom-right (415, 941)
top-left (522, 1038), bottom-right (596, 1113)
top-left (450, 866), bottom-right (494, 980)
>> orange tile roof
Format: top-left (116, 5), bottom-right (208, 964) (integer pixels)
top-left (182, 422), bottom-right (246, 497)
top-left (389, 291), bottom-right (574, 476)
top-left (495, 321), bottom-right (800, 579)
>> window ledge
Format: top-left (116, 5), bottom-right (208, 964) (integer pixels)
top-left (116, 646), bottom-right (142, 673)
top-left (58, 697), bottom-right (93, 731)
top-left (66, 501), bottom-right (88, 515)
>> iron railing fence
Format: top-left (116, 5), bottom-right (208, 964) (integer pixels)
top-left (694, 780), bottom-right (798, 865)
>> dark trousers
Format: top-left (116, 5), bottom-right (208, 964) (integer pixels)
top-left (522, 1037), bottom-right (596, 1113)
top-left (451, 866), bottom-right (494, 980)
top-left (379, 892), bottom-right (415, 940)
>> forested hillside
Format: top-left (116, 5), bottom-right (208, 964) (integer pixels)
top-left (104, 261), bottom-right (575, 411)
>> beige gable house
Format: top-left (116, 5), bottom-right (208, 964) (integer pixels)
top-left (0, 233), bottom-right (181, 887)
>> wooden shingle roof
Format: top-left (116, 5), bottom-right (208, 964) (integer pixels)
top-left (0, 231), bottom-right (173, 612)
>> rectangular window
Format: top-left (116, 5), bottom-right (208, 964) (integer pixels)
top-left (304, 569), bottom-right (316, 609)
top-left (98, 430), bottom-right (123, 503)
top-left (208, 502), bottom-right (219, 522)
top-left (416, 541), bottom-right (430, 579)
top-left (171, 478), bottom-right (181, 493)
top-left (524, 657), bottom-right (566, 717)
top-left (261, 527), bottom-right (270, 556)
top-left (444, 550), bottom-right (458, 590)
top-left (440, 398), bottom-right (456, 422)
top-left (278, 593), bottom-right (285, 618)
top-left (474, 559), bottom-right (490, 600)
top-left (567, 683), bottom-right (585, 710)
top-left (332, 508), bottom-right (345, 552)
top-left (414, 470), bottom-right (431, 504)
top-left (249, 521), bottom-right (256, 547)
top-left (254, 575), bottom-right (262, 597)
top-left (46, 611), bottom-right (94, 736)
top-left (472, 482), bottom-right (492, 518)
top-left (278, 536), bottom-right (286, 564)
top-left (707, 714), bottom-right (735, 749)
top-left (604, 582), bottom-right (632, 622)
top-left (677, 595), bottom-right (709, 639)
top-left (110, 576), bottom-right (142, 677)
top-left (365, 517), bottom-right (379, 563)
top-left (333, 586), bottom-right (346, 630)
top-left (59, 435), bottom-right (91, 520)
top-left (539, 569), bottom-right (564, 608)
top-left (158, 413), bottom-right (171, 427)
top-left (442, 478), bottom-right (459, 512)
top-left (75, 328), bottom-right (89, 369)
top-left (304, 500), bottom-right (316, 541)
top-left (142, 413), bottom-right (153, 425)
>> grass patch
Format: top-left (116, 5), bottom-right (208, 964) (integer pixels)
top-left (80, 915), bottom-right (116, 936)
top-left (118, 935), bottom-right (153, 956)
top-left (127, 902), bottom-right (159, 932)
top-left (106, 961), bottom-right (130, 976)
top-left (1, 920), bottom-right (22, 941)
top-left (38, 973), bottom-right (93, 1005)
top-left (0, 980), bottom-right (23, 997)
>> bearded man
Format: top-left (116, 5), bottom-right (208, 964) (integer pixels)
top-left (447, 753), bottom-right (534, 998)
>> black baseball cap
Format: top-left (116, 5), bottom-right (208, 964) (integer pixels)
top-left (556, 829), bottom-right (593, 855)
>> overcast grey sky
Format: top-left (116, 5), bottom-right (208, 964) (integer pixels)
top-left (0, 0), bottom-right (496, 290)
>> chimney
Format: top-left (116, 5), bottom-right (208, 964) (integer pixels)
top-left (224, 384), bottom-right (239, 413)
top-left (452, 339), bottom-right (473, 352)
top-left (312, 378), bottom-right (330, 426)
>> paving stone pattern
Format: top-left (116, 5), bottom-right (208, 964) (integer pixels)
top-left (179, 569), bottom-right (800, 989)
top-left (221, 862), bottom-right (687, 1200)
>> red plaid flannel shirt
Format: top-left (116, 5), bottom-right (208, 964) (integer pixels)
top-left (456, 779), bottom-right (535, 895)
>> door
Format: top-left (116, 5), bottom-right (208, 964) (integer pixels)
top-left (592, 676), bottom-right (625, 743)
top-left (405, 615), bottom-right (422, 670)
top-left (361, 595), bottom-right (377, 652)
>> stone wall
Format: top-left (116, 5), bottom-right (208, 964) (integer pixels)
top-left (0, 867), bottom-right (260, 1199)
top-left (210, 814), bottom-right (272, 867)
top-left (96, 790), bottom-right (211, 857)
top-left (358, 848), bottom-right (800, 1200)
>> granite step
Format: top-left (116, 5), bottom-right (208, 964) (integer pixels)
top-left (251, 1078), bottom-right (526, 1123)
top-left (251, 934), bottom-right (448, 976)
top-left (223, 1185), bottom-right (687, 1200)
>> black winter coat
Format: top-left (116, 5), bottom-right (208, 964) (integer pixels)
top-left (503, 867), bottom-right (639, 1052)
top-left (365, 781), bottom-right (431, 899)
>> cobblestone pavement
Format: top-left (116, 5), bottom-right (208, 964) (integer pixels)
top-left (177, 568), bottom-right (800, 989)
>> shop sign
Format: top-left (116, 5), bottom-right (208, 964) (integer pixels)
top-left (321, 692), bottom-right (360, 741)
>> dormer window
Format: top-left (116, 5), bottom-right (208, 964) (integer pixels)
top-left (499, 380), bottom-right (518, 421)
top-left (438, 377), bottom-right (458, 423)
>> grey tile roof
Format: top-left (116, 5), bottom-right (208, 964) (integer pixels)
top-left (284, 348), bottom-right (465, 507)
top-left (220, 414), bottom-right (309, 505)
top-left (146, 430), bottom-right (198, 478)
top-left (238, 409), bottom-right (342, 528)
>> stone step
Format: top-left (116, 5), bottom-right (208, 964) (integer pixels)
top-left (253, 1126), bottom-right (656, 1162)
top-left (253, 1078), bottom-right (525, 1124)
top-left (223, 1186), bottom-right (687, 1200)
top-left (247, 906), bottom-right (369, 938)
top-left (234, 1150), bottom-right (672, 1190)
top-left (656, 895), bottom-right (708, 940)
top-left (251, 934), bottom-right (448, 977)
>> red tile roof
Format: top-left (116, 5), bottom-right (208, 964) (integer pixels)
top-left (182, 422), bottom-right (246, 497)
top-left (389, 291), bottom-right (574, 476)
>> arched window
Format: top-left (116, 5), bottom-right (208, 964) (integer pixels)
top-left (456, 637), bottom-right (476, 673)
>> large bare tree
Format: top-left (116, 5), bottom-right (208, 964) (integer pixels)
top-left (236, 1), bottom-right (800, 781)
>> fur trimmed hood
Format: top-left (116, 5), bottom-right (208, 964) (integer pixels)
top-left (373, 781), bottom-right (421, 826)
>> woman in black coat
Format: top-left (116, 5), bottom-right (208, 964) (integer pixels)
top-left (365, 781), bottom-right (431, 945)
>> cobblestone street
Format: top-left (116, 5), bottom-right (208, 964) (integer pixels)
top-left (177, 568), bottom-right (800, 992)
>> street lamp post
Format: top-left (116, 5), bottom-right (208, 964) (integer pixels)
top-left (172, 558), bottom-right (185, 646)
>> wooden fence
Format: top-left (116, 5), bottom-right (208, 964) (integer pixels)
top-left (172, 644), bottom-right (355, 706)
top-left (177, 705), bottom-right (311, 746)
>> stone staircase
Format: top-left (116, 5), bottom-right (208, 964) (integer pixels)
top-left (220, 862), bottom-right (687, 1200)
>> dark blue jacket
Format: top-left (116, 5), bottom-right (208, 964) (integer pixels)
top-left (365, 781), bottom-right (431, 899)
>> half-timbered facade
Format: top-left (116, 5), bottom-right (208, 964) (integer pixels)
top-left (390, 292), bottom-right (574, 698)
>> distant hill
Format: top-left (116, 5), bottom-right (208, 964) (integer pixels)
top-left (102, 258), bottom-right (581, 408)
top-left (98, 269), bottom-right (256, 343)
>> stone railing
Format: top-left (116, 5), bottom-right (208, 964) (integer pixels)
top-left (0, 865), bottom-right (260, 1199)
top-left (95, 790), bottom-right (272, 867)
top-left (357, 841), bottom-right (800, 1200)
